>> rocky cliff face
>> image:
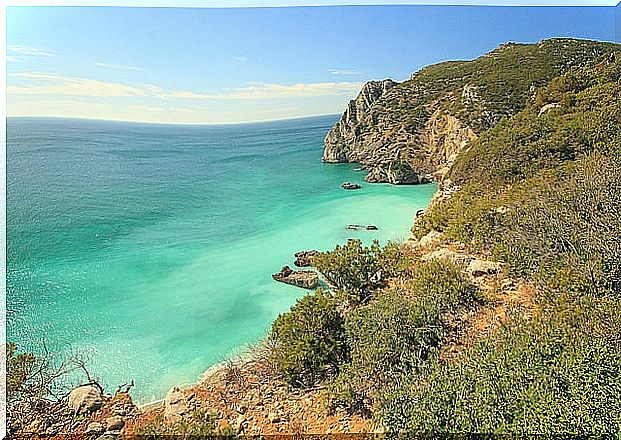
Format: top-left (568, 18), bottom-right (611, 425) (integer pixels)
top-left (323, 38), bottom-right (620, 184)
top-left (323, 79), bottom-right (397, 163)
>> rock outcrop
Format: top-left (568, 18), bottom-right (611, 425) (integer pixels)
top-left (68, 385), bottom-right (103, 415)
top-left (323, 39), bottom-right (619, 184)
top-left (294, 250), bottom-right (319, 267)
top-left (164, 386), bottom-right (189, 423)
top-left (272, 266), bottom-right (319, 289)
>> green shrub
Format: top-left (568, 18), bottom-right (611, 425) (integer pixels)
top-left (329, 260), bottom-right (479, 414)
top-left (269, 290), bottom-right (349, 387)
top-left (312, 239), bottom-right (411, 304)
top-left (377, 295), bottom-right (621, 434)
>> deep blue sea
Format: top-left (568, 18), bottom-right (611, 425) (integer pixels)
top-left (7, 115), bottom-right (436, 403)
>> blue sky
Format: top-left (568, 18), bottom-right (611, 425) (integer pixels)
top-left (6, 5), bottom-right (617, 124)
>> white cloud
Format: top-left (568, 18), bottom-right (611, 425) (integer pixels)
top-left (8, 72), bottom-right (363, 101)
top-left (328, 68), bottom-right (363, 76)
top-left (8, 72), bottom-right (149, 97)
top-left (7, 44), bottom-right (54, 57)
top-left (95, 61), bottom-right (145, 71)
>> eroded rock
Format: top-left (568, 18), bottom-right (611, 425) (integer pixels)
top-left (294, 250), bottom-right (319, 267)
top-left (67, 385), bottom-right (103, 415)
top-left (272, 266), bottom-right (319, 289)
top-left (467, 259), bottom-right (502, 277)
top-left (164, 386), bottom-right (188, 423)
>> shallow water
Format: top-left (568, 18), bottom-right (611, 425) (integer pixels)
top-left (7, 115), bottom-right (436, 403)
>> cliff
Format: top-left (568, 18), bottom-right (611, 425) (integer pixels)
top-left (323, 38), bottom-right (620, 184)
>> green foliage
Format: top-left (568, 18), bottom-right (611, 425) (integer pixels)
top-left (269, 289), bottom-right (349, 387)
top-left (7, 343), bottom-right (37, 399)
top-left (136, 409), bottom-right (222, 438)
top-left (312, 239), bottom-right (411, 303)
top-left (328, 260), bottom-right (479, 414)
top-left (495, 153), bottom-right (621, 296)
top-left (378, 295), bottom-right (621, 434)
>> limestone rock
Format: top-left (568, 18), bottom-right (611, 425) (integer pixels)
top-left (422, 248), bottom-right (473, 266)
top-left (538, 102), bottom-right (561, 116)
top-left (294, 250), bottom-right (319, 267)
top-left (272, 266), bottom-right (319, 289)
top-left (67, 385), bottom-right (103, 415)
top-left (85, 422), bottom-right (106, 436)
top-left (164, 386), bottom-right (188, 423)
top-left (105, 415), bottom-right (124, 432)
top-left (467, 259), bottom-right (502, 277)
top-left (416, 230), bottom-right (443, 248)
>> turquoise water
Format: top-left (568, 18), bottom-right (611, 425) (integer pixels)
top-left (7, 115), bottom-right (436, 403)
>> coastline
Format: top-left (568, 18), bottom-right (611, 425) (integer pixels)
top-left (137, 180), bottom-right (441, 412)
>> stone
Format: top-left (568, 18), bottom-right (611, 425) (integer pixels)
top-left (421, 248), bottom-right (472, 266)
top-left (366, 225), bottom-right (379, 231)
top-left (85, 422), bottom-right (106, 436)
top-left (272, 266), bottom-right (319, 289)
top-left (269, 412), bottom-right (280, 423)
top-left (67, 385), bottom-right (103, 415)
top-left (347, 224), bottom-right (363, 230)
top-left (416, 230), bottom-right (443, 248)
top-left (105, 416), bottom-right (124, 431)
top-left (467, 259), bottom-right (502, 277)
top-left (341, 181), bottom-right (361, 190)
top-left (294, 250), bottom-right (319, 267)
top-left (538, 102), bottom-right (561, 116)
top-left (164, 386), bottom-right (188, 423)
top-left (416, 209), bottom-right (425, 218)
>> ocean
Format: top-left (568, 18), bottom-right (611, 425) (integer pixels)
top-left (7, 115), bottom-right (436, 403)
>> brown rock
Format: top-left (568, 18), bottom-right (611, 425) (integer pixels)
top-left (105, 415), bottom-right (124, 431)
top-left (294, 250), bottom-right (319, 267)
top-left (272, 266), bottom-right (319, 289)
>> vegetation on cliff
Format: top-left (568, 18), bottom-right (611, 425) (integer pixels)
top-left (272, 44), bottom-right (621, 434)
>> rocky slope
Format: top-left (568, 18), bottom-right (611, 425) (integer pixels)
top-left (323, 38), bottom-right (620, 184)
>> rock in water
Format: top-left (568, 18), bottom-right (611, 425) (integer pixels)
top-left (366, 225), bottom-right (379, 230)
top-left (67, 385), bottom-right (103, 414)
top-left (272, 265), bottom-right (319, 289)
top-left (341, 182), bottom-right (362, 190)
top-left (294, 250), bottom-right (319, 267)
top-left (164, 386), bottom-right (189, 423)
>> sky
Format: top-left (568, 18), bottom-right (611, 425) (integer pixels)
top-left (6, 4), bottom-right (618, 124)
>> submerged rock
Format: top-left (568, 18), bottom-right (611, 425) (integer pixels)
top-left (341, 182), bottom-right (362, 190)
top-left (272, 266), bottom-right (319, 289)
top-left (294, 250), bottom-right (319, 267)
top-left (366, 225), bottom-right (379, 230)
top-left (347, 224), bottom-right (363, 230)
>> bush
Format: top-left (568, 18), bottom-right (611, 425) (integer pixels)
top-left (328, 260), bottom-right (479, 414)
top-left (269, 290), bottom-right (349, 387)
top-left (377, 295), bottom-right (621, 434)
top-left (495, 153), bottom-right (621, 296)
top-left (312, 239), bottom-right (410, 304)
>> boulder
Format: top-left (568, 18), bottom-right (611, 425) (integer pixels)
top-left (164, 386), bottom-right (188, 423)
top-left (105, 416), bottom-right (124, 432)
top-left (347, 224), bottom-right (363, 230)
top-left (421, 248), bottom-right (473, 266)
top-left (416, 230), bottom-right (443, 248)
top-left (85, 422), bottom-right (106, 436)
top-left (272, 266), bottom-right (319, 289)
top-left (294, 250), bottom-right (319, 267)
top-left (415, 209), bottom-right (425, 218)
top-left (366, 225), bottom-right (379, 231)
top-left (67, 385), bottom-right (103, 415)
top-left (467, 259), bottom-right (502, 277)
top-left (538, 102), bottom-right (561, 116)
top-left (341, 182), bottom-right (362, 190)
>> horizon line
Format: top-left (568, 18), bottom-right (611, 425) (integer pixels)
top-left (6, 113), bottom-right (343, 127)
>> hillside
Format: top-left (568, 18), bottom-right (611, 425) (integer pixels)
top-left (323, 38), bottom-right (620, 184)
